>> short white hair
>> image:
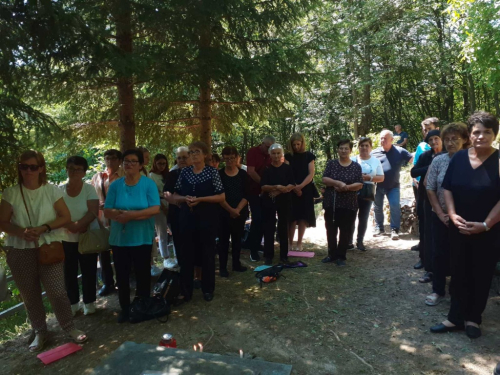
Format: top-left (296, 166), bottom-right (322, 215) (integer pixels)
top-left (380, 130), bottom-right (393, 138)
top-left (176, 146), bottom-right (189, 155)
top-left (269, 143), bottom-right (283, 153)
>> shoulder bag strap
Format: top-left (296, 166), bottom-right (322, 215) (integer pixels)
top-left (100, 173), bottom-right (107, 201)
top-left (19, 184), bottom-right (33, 227)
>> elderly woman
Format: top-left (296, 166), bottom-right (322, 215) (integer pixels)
top-left (424, 123), bottom-right (469, 306)
top-left (322, 140), bottom-right (363, 266)
top-left (411, 130), bottom-right (444, 283)
top-left (430, 111), bottom-right (500, 339)
top-left (0, 150), bottom-right (87, 352)
top-left (173, 141), bottom-right (225, 302)
top-left (284, 133), bottom-right (316, 252)
top-left (349, 137), bottom-right (384, 251)
top-left (218, 146), bottom-right (249, 276)
top-left (260, 143), bottom-right (295, 265)
top-left (61, 156), bottom-right (99, 316)
top-left (104, 149), bottom-right (160, 323)
top-left (149, 154), bottom-right (176, 268)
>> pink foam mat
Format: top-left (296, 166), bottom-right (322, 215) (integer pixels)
top-left (287, 251), bottom-right (315, 258)
top-left (37, 342), bottom-right (82, 365)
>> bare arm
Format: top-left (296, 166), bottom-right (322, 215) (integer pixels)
top-left (345, 183), bottom-right (363, 191)
top-left (484, 200), bottom-right (500, 229)
top-left (0, 200), bottom-right (25, 238)
top-left (322, 177), bottom-right (345, 188)
top-left (67, 199), bottom-right (99, 233)
top-left (247, 166), bottom-right (261, 184)
top-left (372, 174), bottom-right (384, 183)
top-left (297, 161), bottom-right (315, 189)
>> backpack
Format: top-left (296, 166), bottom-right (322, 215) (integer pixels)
top-left (255, 265), bottom-right (284, 288)
top-left (129, 269), bottom-right (181, 324)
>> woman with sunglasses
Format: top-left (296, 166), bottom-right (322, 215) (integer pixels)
top-left (104, 149), bottom-right (160, 323)
top-left (61, 156), bottom-right (99, 317)
top-left (149, 154), bottom-right (176, 269)
top-left (173, 141), bottom-right (225, 302)
top-left (218, 146), bottom-right (249, 277)
top-left (0, 150), bottom-right (87, 352)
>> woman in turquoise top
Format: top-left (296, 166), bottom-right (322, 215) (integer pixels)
top-left (104, 149), bottom-right (160, 323)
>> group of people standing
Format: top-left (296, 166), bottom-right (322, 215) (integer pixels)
top-left (1, 110), bottom-right (499, 354)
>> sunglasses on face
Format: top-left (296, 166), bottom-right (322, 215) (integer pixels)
top-left (19, 164), bottom-right (40, 171)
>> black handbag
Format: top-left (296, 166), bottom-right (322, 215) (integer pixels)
top-left (359, 183), bottom-right (375, 201)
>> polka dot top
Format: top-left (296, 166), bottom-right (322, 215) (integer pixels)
top-left (174, 165), bottom-right (225, 197)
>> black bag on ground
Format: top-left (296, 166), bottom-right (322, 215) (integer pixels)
top-left (129, 270), bottom-right (181, 324)
top-left (255, 265), bottom-right (284, 288)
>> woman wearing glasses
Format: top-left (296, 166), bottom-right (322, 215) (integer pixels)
top-left (104, 149), bottom-right (160, 323)
top-left (61, 156), bottom-right (100, 316)
top-left (424, 123), bottom-right (468, 306)
top-left (149, 154), bottom-right (176, 269)
top-left (218, 146), bottom-right (249, 276)
top-left (0, 150), bottom-right (87, 352)
top-left (173, 141), bottom-right (225, 302)
top-left (321, 140), bottom-right (363, 266)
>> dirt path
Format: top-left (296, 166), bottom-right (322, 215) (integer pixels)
top-left (1, 218), bottom-right (499, 375)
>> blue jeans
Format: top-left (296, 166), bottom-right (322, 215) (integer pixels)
top-left (374, 186), bottom-right (400, 231)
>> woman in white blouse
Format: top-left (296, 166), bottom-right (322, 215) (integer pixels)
top-left (61, 156), bottom-right (100, 316)
top-left (350, 137), bottom-right (385, 250)
top-left (0, 150), bottom-right (87, 352)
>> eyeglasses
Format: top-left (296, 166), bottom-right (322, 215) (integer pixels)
top-left (177, 156), bottom-right (188, 160)
top-left (188, 150), bottom-right (201, 156)
top-left (19, 164), bottom-right (40, 171)
top-left (443, 138), bottom-right (462, 144)
top-left (123, 159), bottom-right (140, 165)
top-left (67, 166), bottom-right (85, 173)
top-left (223, 157), bottom-right (236, 162)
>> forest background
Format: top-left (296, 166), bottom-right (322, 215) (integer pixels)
top-left (1, 0), bottom-right (499, 188)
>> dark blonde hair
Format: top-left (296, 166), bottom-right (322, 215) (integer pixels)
top-left (441, 122), bottom-right (470, 149)
top-left (18, 150), bottom-right (48, 185)
top-left (288, 133), bottom-right (306, 154)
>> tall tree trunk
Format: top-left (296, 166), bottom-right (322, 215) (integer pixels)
top-left (199, 82), bottom-right (212, 149)
top-left (467, 72), bottom-right (476, 113)
top-left (113, 0), bottom-right (135, 151)
top-left (360, 43), bottom-right (372, 136)
top-left (494, 90), bottom-right (500, 116)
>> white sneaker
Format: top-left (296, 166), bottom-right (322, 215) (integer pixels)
top-left (83, 302), bottom-right (96, 315)
top-left (391, 229), bottom-right (400, 240)
top-left (151, 265), bottom-right (162, 277)
top-left (71, 303), bottom-right (80, 317)
top-left (164, 258), bottom-right (179, 269)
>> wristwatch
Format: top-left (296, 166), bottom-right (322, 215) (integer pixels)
top-left (482, 222), bottom-right (490, 232)
top-left (42, 224), bottom-right (52, 233)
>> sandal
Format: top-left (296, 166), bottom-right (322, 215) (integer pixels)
top-left (29, 332), bottom-right (47, 352)
top-left (419, 272), bottom-right (433, 283)
top-left (68, 329), bottom-right (88, 344)
top-left (425, 293), bottom-right (444, 306)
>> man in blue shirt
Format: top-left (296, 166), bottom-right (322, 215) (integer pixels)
top-left (394, 124), bottom-right (409, 149)
top-left (372, 130), bottom-right (413, 240)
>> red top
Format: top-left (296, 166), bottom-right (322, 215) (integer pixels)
top-left (246, 145), bottom-right (271, 195)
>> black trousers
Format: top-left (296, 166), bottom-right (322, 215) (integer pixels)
top-left (422, 199), bottom-right (434, 272)
top-left (262, 198), bottom-right (290, 261)
top-left (447, 224), bottom-right (499, 325)
top-left (431, 213), bottom-right (451, 296)
top-left (179, 206), bottom-right (218, 298)
top-left (112, 245), bottom-right (152, 311)
top-left (98, 250), bottom-right (115, 287)
top-left (63, 241), bottom-right (98, 305)
top-left (349, 196), bottom-right (373, 245)
top-left (325, 207), bottom-right (357, 261)
top-left (219, 214), bottom-right (246, 271)
top-left (169, 215), bottom-right (182, 265)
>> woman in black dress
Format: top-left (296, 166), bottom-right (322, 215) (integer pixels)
top-left (218, 146), bottom-right (249, 276)
top-left (173, 141), bottom-right (225, 302)
top-left (285, 133), bottom-right (316, 251)
top-left (261, 144), bottom-right (295, 265)
top-left (321, 139), bottom-right (363, 266)
top-left (430, 111), bottom-right (500, 339)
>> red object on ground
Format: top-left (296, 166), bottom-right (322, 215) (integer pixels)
top-left (37, 343), bottom-right (83, 365)
top-left (287, 251), bottom-right (315, 258)
top-left (159, 334), bottom-right (177, 348)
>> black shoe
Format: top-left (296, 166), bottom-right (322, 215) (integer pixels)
top-left (336, 260), bottom-right (346, 267)
top-left (347, 244), bottom-right (355, 250)
top-left (193, 279), bottom-right (201, 289)
top-left (356, 242), bottom-right (366, 251)
top-left (250, 250), bottom-right (260, 262)
top-left (233, 265), bottom-right (248, 272)
top-left (99, 285), bottom-right (116, 297)
top-left (430, 323), bottom-right (464, 333)
top-left (419, 272), bottom-right (433, 283)
top-left (322, 256), bottom-right (334, 263)
top-left (220, 269), bottom-right (229, 278)
top-left (494, 361), bottom-right (500, 375)
top-left (413, 260), bottom-right (424, 269)
top-left (465, 325), bottom-right (481, 339)
top-left (117, 310), bottom-right (130, 324)
top-left (264, 258), bottom-right (273, 266)
top-left (373, 228), bottom-right (385, 237)
top-left (411, 244), bottom-right (419, 251)
top-left (203, 293), bottom-right (214, 302)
